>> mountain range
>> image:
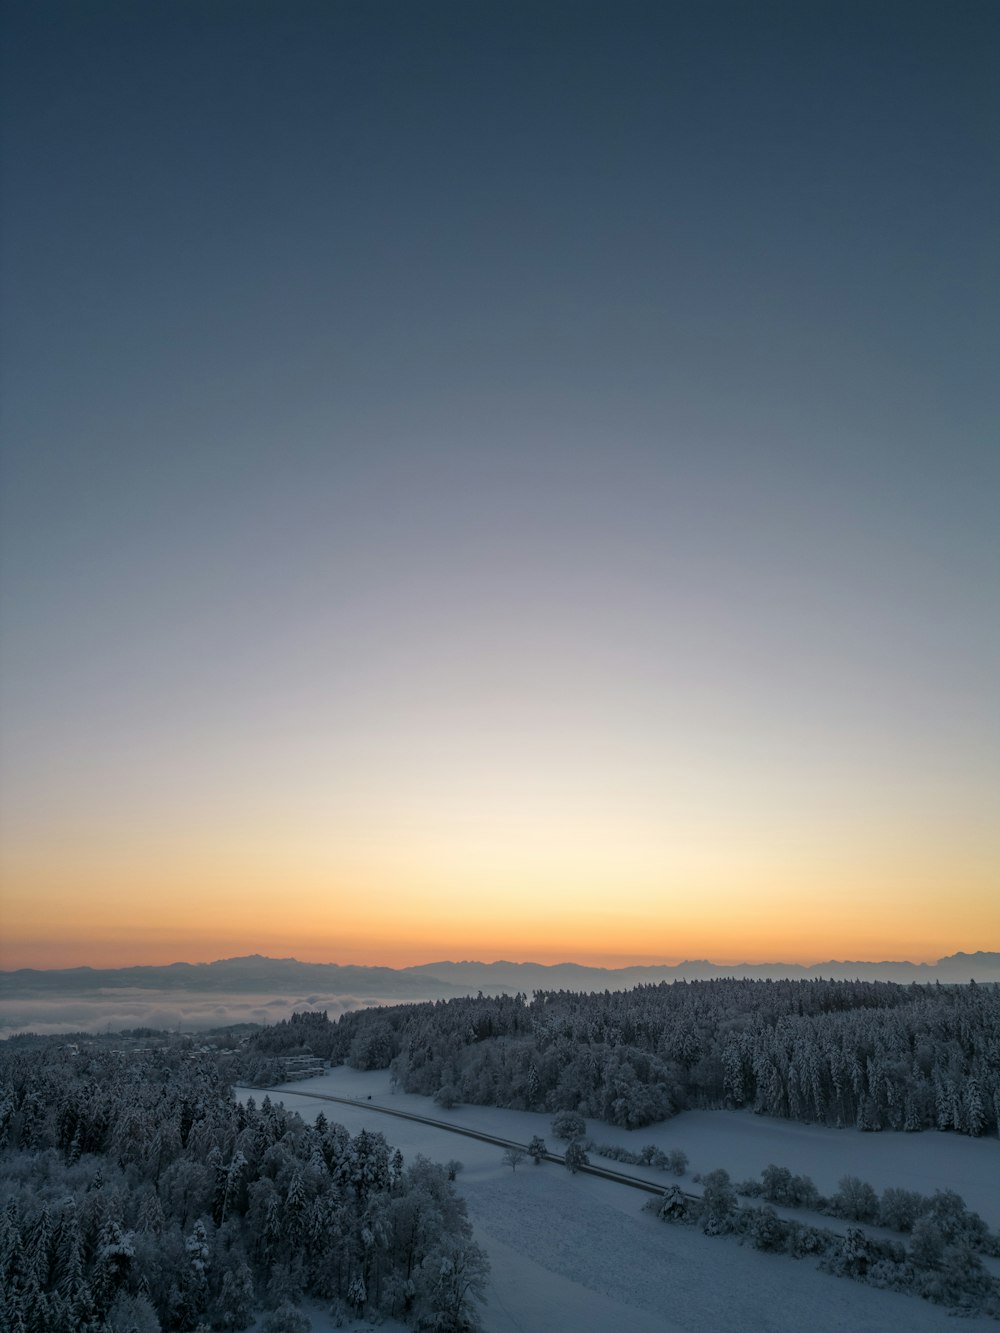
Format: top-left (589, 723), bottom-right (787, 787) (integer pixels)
top-left (3, 950), bottom-right (999, 1001)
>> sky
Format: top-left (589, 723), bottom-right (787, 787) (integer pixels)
top-left (1, 1), bottom-right (997, 971)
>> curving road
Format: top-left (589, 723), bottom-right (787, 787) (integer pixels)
top-left (244, 1082), bottom-right (865, 1249)
top-left (250, 1083), bottom-right (694, 1200)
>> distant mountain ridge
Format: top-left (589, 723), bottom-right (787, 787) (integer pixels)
top-left (3, 949), bottom-right (999, 1000)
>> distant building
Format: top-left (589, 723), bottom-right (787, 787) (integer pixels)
top-left (280, 1054), bottom-right (325, 1079)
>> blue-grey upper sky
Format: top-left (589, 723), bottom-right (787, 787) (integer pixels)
top-left (1, 1), bottom-right (997, 967)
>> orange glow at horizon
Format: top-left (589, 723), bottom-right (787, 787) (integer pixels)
top-left (0, 930), bottom-right (980, 973)
top-left (3, 697), bottom-right (997, 975)
top-left (3, 815), bottom-right (996, 972)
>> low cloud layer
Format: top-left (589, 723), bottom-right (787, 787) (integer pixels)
top-left (0, 990), bottom-right (400, 1037)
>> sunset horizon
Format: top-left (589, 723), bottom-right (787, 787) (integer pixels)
top-left (3, 939), bottom-right (996, 975)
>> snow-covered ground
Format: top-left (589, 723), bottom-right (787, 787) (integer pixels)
top-left (237, 1067), bottom-right (1000, 1332)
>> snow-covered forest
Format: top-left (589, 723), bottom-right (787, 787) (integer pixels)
top-left (3, 978), bottom-right (998, 1332)
top-left (0, 1037), bottom-right (487, 1331)
top-left (240, 979), bottom-right (1000, 1135)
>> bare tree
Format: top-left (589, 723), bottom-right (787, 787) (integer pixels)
top-left (502, 1147), bottom-right (526, 1172)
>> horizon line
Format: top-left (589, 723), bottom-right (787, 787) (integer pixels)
top-left (3, 947), bottom-right (997, 976)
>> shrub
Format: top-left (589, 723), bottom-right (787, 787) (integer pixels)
top-left (564, 1140), bottom-right (589, 1173)
top-left (761, 1164), bottom-right (792, 1203)
top-left (654, 1184), bottom-right (689, 1222)
top-left (700, 1168), bottom-right (737, 1235)
top-left (866, 1258), bottom-right (914, 1292)
top-left (667, 1149), bottom-right (688, 1176)
top-left (594, 1142), bottom-right (638, 1164)
top-left (758, 1163), bottom-right (819, 1208)
top-left (830, 1175), bottom-right (879, 1223)
top-left (836, 1227), bottom-right (876, 1278)
top-left (788, 1224), bottom-right (832, 1258)
top-left (788, 1173), bottom-right (819, 1208)
top-left (879, 1187), bottom-right (926, 1233)
top-left (735, 1178), bottom-right (763, 1197)
top-left (910, 1217), bottom-right (945, 1269)
top-left (551, 1111), bottom-right (586, 1141)
top-left (748, 1205), bottom-right (788, 1252)
top-left (924, 1189), bottom-right (989, 1249)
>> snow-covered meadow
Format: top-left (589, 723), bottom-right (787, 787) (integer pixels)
top-left (241, 1066), bottom-right (1000, 1332)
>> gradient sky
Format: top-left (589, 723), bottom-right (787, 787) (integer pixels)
top-left (1, 1), bottom-right (998, 971)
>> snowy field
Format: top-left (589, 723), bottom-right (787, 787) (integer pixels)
top-left (237, 1066), bottom-right (1000, 1332)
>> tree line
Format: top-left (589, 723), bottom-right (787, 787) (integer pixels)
top-left (648, 1165), bottom-right (1000, 1317)
top-left (241, 978), bottom-right (1000, 1135)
